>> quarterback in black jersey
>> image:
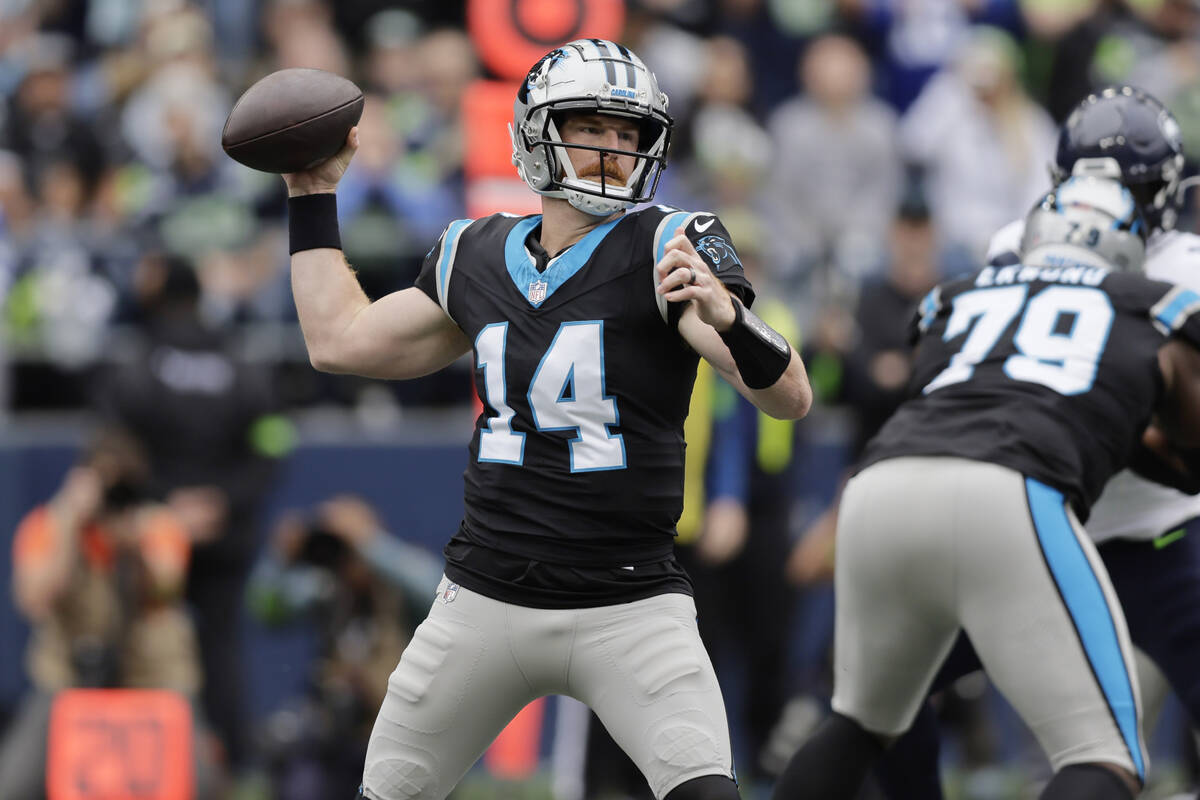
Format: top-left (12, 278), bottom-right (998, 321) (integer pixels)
top-left (281, 40), bottom-right (810, 800)
top-left (771, 176), bottom-right (1200, 800)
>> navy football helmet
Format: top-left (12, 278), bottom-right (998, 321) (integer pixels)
top-left (1053, 86), bottom-right (1185, 232)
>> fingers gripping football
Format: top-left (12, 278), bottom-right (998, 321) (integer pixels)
top-left (283, 127), bottom-right (359, 197)
top-left (655, 226), bottom-right (737, 331)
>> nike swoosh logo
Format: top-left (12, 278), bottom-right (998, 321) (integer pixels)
top-left (694, 216), bottom-right (715, 232)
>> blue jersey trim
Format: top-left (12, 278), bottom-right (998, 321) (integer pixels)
top-left (655, 211), bottom-right (690, 264)
top-left (917, 287), bottom-right (940, 332)
top-left (1154, 287), bottom-right (1200, 332)
top-left (1026, 477), bottom-right (1144, 780)
top-left (438, 219), bottom-right (473, 308)
top-left (504, 215), bottom-right (623, 308)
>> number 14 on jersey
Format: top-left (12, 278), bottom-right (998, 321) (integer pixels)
top-left (476, 321), bottom-right (627, 472)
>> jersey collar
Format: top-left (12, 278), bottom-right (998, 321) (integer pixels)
top-left (504, 215), bottom-right (624, 308)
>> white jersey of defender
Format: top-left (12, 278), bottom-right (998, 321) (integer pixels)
top-left (986, 222), bottom-right (1200, 543)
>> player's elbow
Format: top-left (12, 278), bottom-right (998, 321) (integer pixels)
top-left (307, 348), bottom-right (336, 374)
top-left (307, 341), bottom-right (353, 375)
top-left (763, 361), bottom-right (814, 420)
top-left (777, 380), bottom-right (814, 420)
top-left (753, 375), bottom-right (812, 420)
top-left (792, 380), bottom-right (814, 419)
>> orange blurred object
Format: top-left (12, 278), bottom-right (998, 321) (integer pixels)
top-left (467, 0), bottom-right (625, 80)
top-left (484, 698), bottom-right (545, 779)
top-left (47, 689), bottom-right (193, 800)
top-left (462, 79), bottom-right (542, 219)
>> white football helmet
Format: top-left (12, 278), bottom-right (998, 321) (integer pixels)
top-left (510, 39), bottom-right (672, 216)
top-left (1021, 175), bottom-right (1147, 273)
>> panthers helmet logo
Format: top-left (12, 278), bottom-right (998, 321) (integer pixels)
top-left (696, 235), bottom-right (742, 272)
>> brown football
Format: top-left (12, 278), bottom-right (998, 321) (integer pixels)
top-left (221, 68), bottom-right (364, 174)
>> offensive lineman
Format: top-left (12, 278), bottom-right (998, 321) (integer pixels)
top-left (770, 173), bottom-right (1200, 800)
top-left (870, 85), bottom-right (1200, 799)
top-left (281, 40), bottom-right (811, 800)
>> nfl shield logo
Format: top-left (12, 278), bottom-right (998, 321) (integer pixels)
top-left (528, 280), bottom-right (548, 304)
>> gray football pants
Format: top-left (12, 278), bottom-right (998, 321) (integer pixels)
top-left (832, 457), bottom-right (1147, 781)
top-left (361, 578), bottom-right (734, 800)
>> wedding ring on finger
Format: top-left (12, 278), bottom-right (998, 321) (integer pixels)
top-left (687, 267), bottom-right (697, 285)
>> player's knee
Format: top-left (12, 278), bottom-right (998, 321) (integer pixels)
top-left (361, 753), bottom-right (439, 800)
top-left (1040, 763), bottom-right (1136, 800)
top-left (663, 774), bottom-right (740, 800)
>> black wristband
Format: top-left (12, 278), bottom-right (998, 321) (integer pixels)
top-left (719, 297), bottom-right (792, 390)
top-left (288, 193), bottom-right (341, 254)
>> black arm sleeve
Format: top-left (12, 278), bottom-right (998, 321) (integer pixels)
top-left (1128, 442), bottom-right (1200, 495)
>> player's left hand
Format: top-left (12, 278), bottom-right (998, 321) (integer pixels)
top-left (655, 226), bottom-right (736, 332)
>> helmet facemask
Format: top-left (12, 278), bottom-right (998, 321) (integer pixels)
top-left (510, 40), bottom-right (673, 216)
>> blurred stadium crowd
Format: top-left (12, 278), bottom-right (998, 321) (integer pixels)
top-left (1, 0), bottom-right (1199, 798)
top-left (0, 0), bottom-right (1195, 420)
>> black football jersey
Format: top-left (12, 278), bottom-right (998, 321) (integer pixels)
top-left (861, 262), bottom-right (1200, 518)
top-left (414, 206), bottom-right (752, 606)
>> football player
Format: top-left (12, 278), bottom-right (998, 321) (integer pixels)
top-left (281, 39), bottom-right (811, 800)
top-left (871, 85), bottom-right (1200, 799)
top-left (770, 173), bottom-right (1200, 800)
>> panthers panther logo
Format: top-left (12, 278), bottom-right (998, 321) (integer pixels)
top-left (696, 235), bottom-right (742, 272)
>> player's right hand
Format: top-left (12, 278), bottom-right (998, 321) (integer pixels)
top-left (282, 126), bottom-right (359, 197)
top-left (655, 226), bottom-right (736, 331)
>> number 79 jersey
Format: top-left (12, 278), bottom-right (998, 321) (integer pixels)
top-left (414, 207), bottom-right (751, 569)
top-left (861, 263), bottom-right (1200, 517)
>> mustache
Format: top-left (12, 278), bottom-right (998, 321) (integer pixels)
top-left (578, 162), bottom-right (628, 183)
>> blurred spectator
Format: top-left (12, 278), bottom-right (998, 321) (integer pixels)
top-left (626, 9), bottom-right (709, 124)
top-left (361, 8), bottom-right (423, 96)
top-left (3, 153), bottom-right (120, 410)
top-left (762, 34), bottom-right (901, 316)
top-left (840, 187), bottom-right (942, 457)
top-left (1035, 0), bottom-right (1197, 121)
top-left (787, 186), bottom-right (941, 590)
top-left (120, 6), bottom-right (229, 173)
top-left (713, 0), bottom-right (805, 113)
top-left (0, 150), bottom-right (27, 413)
top-left (338, 93), bottom-right (447, 298)
top-left (1127, 0), bottom-right (1200, 161)
top-left (660, 35), bottom-right (763, 212)
top-left (1, 32), bottom-right (105, 191)
top-left (899, 26), bottom-right (1057, 273)
top-left (96, 252), bottom-right (282, 776)
top-left (0, 32), bottom-right (124, 396)
top-left (0, 428), bottom-right (214, 799)
top-left (842, 0), bottom-right (1024, 112)
top-left (248, 495), bottom-right (442, 800)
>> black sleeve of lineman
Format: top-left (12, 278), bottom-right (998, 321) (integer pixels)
top-left (769, 712), bottom-right (885, 800)
top-left (1128, 441), bottom-right (1200, 495)
top-left (1040, 764), bottom-right (1135, 799)
top-left (718, 296), bottom-right (792, 390)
